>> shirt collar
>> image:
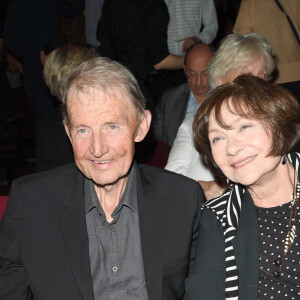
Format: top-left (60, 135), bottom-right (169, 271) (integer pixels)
top-left (188, 91), bottom-right (196, 103)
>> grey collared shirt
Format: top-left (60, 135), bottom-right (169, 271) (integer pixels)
top-left (85, 165), bottom-right (148, 300)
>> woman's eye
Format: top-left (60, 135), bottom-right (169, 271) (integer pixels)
top-left (241, 125), bottom-right (250, 131)
top-left (212, 137), bottom-right (222, 143)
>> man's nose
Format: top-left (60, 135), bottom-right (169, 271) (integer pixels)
top-left (196, 73), bottom-right (203, 85)
top-left (90, 132), bottom-right (109, 157)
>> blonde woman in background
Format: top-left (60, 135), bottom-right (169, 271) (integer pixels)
top-left (36, 46), bottom-right (98, 171)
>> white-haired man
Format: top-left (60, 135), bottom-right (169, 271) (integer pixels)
top-left (0, 57), bottom-right (204, 300)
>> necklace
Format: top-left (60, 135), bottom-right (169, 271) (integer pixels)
top-left (259, 181), bottom-right (300, 278)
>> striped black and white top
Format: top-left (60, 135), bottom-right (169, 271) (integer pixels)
top-left (202, 152), bottom-right (300, 300)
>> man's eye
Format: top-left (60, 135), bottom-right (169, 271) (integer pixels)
top-left (109, 125), bottom-right (117, 130)
top-left (78, 128), bottom-right (87, 134)
top-left (201, 71), bottom-right (208, 78)
top-left (189, 72), bottom-right (197, 79)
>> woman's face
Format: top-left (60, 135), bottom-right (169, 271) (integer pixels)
top-left (220, 57), bottom-right (268, 85)
top-left (208, 101), bottom-right (281, 188)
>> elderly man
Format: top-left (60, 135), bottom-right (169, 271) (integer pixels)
top-left (0, 57), bottom-right (204, 299)
top-left (153, 43), bottom-right (213, 146)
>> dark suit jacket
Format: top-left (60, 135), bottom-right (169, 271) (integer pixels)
top-left (98, 0), bottom-right (169, 82)
top-left (184, 191), bottom-right (259, 300)
top-left (0, 163), bottom-right (204, 300)
top-left (97, 0), bottom-right (170, 113)
top-left (153, 83), bottom-right (190, 146)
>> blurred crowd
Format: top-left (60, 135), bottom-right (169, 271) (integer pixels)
top-left (0, 0), bottom-right (299, 184)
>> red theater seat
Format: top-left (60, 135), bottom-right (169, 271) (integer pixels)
top-left (0, 196), bottom-right (8, 220)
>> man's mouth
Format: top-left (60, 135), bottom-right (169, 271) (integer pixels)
top-left (92, 160), bottom-right (113, 164)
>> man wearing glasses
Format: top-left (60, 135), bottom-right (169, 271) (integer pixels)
top-left (153, 43), bottom-right (213, 146)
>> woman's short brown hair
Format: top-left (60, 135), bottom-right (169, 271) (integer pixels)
top-left (193, 74), bottom-right (300, 181)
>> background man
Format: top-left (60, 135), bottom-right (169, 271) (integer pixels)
top-left (97, 0), bottom-right (185, 112)
top-left (0, 57), bottom-right (204, 299)
top-left (153, 43), bottom-right (213, 146)
top-left (148, 0), bottom-right (218, 101)
top-left (165, 0), bottom-right (218, 56)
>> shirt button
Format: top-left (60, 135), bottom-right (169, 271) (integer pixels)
top-left (110, 227), bottom-right (115, 232)
top-left (112, 266), bottom-right (118, 272)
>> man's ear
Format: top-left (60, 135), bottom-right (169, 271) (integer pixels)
top-left (64, 122), bottom-right (72, 143)
top-left (135, 110), bottom-right (152, 142)
top-left (183, 63), bottom-right (187, 75)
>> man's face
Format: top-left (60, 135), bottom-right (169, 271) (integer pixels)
top-left (184, 46), bottom-right (212, 102)
top-left (65, 87), bottom-right (150, 188)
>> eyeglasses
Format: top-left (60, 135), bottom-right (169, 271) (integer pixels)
top-left (257, 73), bottom-right (269, 80)
top-left (186, 70), bottom-right (208, 81)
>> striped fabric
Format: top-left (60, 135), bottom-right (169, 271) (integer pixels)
top-left (164, 0), bottom-right (218, 55)
top-left (202, 152), bottom-right (300, 299)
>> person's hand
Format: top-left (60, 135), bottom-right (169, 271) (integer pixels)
top-left (182, 37), bottom-right (202, 52)
top-left (196, 180), bottom-right (225, 201)
top-left (39, 50), bottom-right (48, 66)
top-left (7, 53), bottom-right (23, 73)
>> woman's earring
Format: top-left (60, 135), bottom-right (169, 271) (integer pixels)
top-left (282, 155), bottom-right (286, 165)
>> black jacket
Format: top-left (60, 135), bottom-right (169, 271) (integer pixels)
top-left (0, 163), bottom-right (204, 299)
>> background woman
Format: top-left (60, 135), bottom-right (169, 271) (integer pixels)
top-left (36, 46), bottom-right (98, 171)
top-left (185, 74), bottom-right (300, 299)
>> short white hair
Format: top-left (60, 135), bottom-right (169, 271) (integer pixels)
top-left (62, 57), bottom-right (146, 125)
top-left (208, 33), bottom-right (276, 89)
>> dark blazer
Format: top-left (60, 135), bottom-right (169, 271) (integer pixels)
top-left (98, 0), bottom-right (169, 82)
top-left (0, 163), bottom-right (204, 300)
top-left (153, 83), bottom-right (190, 146)
top-left (184, 191), bottom-right (259, 300)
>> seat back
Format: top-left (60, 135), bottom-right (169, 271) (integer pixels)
top-left (0, 195), bottom-right (8, 220)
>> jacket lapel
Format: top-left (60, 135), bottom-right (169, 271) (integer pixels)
top-left (181, 84), bottom-right (191, 122)
top-left (136, 165), bottom-right (163, 300)
top-left (58, 169), bottom-right (94, 300)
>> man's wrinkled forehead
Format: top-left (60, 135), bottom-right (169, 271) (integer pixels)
top-left (68, 85), bottom-right (125, 105)
top-left (66, 85), bottom-right (137, 121)
top-left (68, 84), bottom-right (116, 101)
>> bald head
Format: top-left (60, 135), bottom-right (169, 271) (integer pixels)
top-left (184, 44), bottom-right (213, 66)
top-left (184, 44), bottom-right (213, 104)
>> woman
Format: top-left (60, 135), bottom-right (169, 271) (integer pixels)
top-left (184, 74), bottom-right (300, 299)
top-left (165, 33), bottom-right (275, 196)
